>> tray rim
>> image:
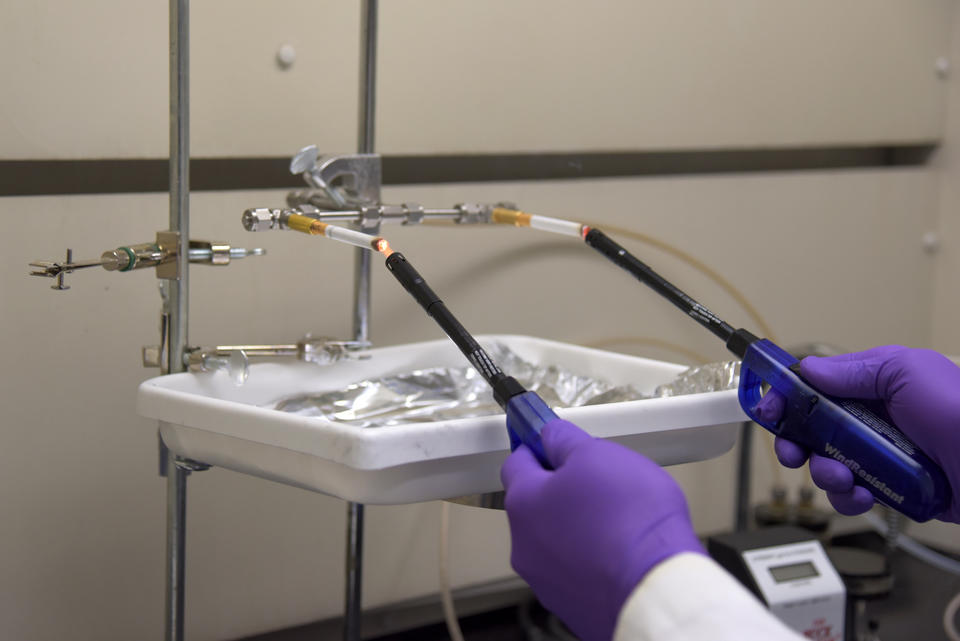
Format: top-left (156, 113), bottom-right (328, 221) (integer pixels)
top-left (139, 334), bottom-right (745, 470)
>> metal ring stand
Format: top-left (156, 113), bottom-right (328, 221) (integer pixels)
top-left (162, 1), bottom-right (380, 639)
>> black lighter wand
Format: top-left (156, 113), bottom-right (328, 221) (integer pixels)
top-left (383, 251), bottom-right (526, 408)
top-left (583, 228), bottom-right (758, 358)
top-left (383, 251), bottom-right (557, 467)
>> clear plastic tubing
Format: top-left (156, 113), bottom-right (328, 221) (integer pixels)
top-left (863, 511), bottom-right (960, 577)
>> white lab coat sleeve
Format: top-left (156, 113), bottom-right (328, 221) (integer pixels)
top-left (612, 552), bottom-right (805, 641)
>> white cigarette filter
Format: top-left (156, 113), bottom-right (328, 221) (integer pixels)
top-left (491, 207), bottom-right (586, 238)
top-left (529, 214), bottom-right (585, 238)
top-left (324, 223), bottom-right (378, 249)
top-left (285, 213), bottom-right (390, 252)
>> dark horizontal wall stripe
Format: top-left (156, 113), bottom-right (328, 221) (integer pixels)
top-left (385, 146), bottom-right (935, 183)
top-left (0, 145), bottom-right (936, 197)
top-left (0, 158), bottom-right (296, 196)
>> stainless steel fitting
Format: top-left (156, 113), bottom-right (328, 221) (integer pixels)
top-left (403, 203), bottom-right (425, 225)
top-left (242, 208), bottom-right (285, 232)
top-left (298, 336), bottom-right (370, 365)
top-left (454, 202), bottom-right (494, 225)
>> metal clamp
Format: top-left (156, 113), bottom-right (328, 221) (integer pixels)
top-left (173, 457), bottom-right (211, 473)
top-left (178, 336), bottom-right (372, 380)
top-left (289, 147), bottom-right (382, 209)
top-left (30, 232), bottom-right (265, 289)
top-left (29, 249), bottom-right (102, 290)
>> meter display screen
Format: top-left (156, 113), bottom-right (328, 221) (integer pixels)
top-left (768, 561), bottom-right (819, 583)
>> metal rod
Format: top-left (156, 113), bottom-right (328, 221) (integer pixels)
top-left (311, 208), bottom-right (460, 223)
top-left (165, 458), bottom-right (189, 641)
top-left (344, 4), bottom-right (378, 641)
top-left (165, 1), bottom-right (190, 640)
top-left (734, 421), bottom-right (753, 531)
top-left (208, 344), bottom-right (298, 355)
top-left (344, 502), bottom-right (365, 641)
top-left (358, 0), bottom-right (377, 156)
top-left (168, 0), bottom-right (190, 376)
top-left (352, 0), bottom-right (379, 344)
top-left (353, 248), bottom-right (374, 346)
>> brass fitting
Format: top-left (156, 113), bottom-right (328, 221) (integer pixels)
top-left (491, 207), bottom-right (532, 227)
top-left (286, 213), bottom-right (328, 235)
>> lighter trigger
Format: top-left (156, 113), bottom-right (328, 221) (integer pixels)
top-left (784, 363), bottom-right (820, 415)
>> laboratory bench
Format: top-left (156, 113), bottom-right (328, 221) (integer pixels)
top-left (238, 530), bottom-right (960, 641)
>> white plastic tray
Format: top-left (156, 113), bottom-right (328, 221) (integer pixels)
top-left (137, 335), bottom-right (746, 504)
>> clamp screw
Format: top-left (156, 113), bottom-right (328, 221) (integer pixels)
top-left (52, 249), bottom-right (72, 290)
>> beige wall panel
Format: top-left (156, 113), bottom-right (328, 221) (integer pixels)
top-left (3, 168), bottom-right (937, 639)
top-left (380, 1), bottom-right (952, 153)
top-left (1, 1), bottom-right (951, 160)
top-left (0, 0), bottom-right (359, 160)
top-left (927, 0), bottom-right (960, 554)
top-left (934, 2), bottom-right (960, 356)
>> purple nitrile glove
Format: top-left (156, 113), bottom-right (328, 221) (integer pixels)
top-left (501, 418), bottom-right (704, 641)
top-left (757, 345), bottom-right (960, 523)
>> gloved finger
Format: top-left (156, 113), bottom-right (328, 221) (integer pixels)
top-left (875, 347), bottom-right (960, 402)
top-left (774, 437), bottom-right (810, 468)
top-left (501, 444), bottom-right (550, 495)
top-left (808, 453), bottom-right (855, 492)
top-left (540, 419), bottom-right (595, 468)
top-left (825, 485), bottom-right (875, 516)
top-left (754, 389), bottom-right (786, 424)
top-left (798, 346), bottom-right (906, 399)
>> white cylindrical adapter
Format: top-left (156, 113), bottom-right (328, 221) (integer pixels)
top-left (529, 214), bottom-right (584, 238)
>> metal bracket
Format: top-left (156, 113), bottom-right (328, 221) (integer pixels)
top-left (173, 457), bottom-right (211, 473)
top-left (155, 231), bottom-right (181, 280)
top-left (143, 345), bottom-right (163, 369)
top-left (174, 336), bottom-right (372, 375)
top-left (30, 248), bottom-right (106, 289)
top-left (31, 232), bottom-right (265, 290)
top-left (288, 147), bottom-right (382, 209)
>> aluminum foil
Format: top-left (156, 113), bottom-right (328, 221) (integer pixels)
top-left (273, 343), bottom-right (739, 428)
top-left (653, 360), bottom-right (740, 398)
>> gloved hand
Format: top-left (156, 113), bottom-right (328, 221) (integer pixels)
top-left (501, 418), bottom-right (704, 641)
top-left (756, 345), bottom-right (960, 523)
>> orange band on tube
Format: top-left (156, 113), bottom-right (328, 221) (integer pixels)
top-left (492, 207), bottom-right (532, 227)
top-left (287, 213), bottom-right (327, 236)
